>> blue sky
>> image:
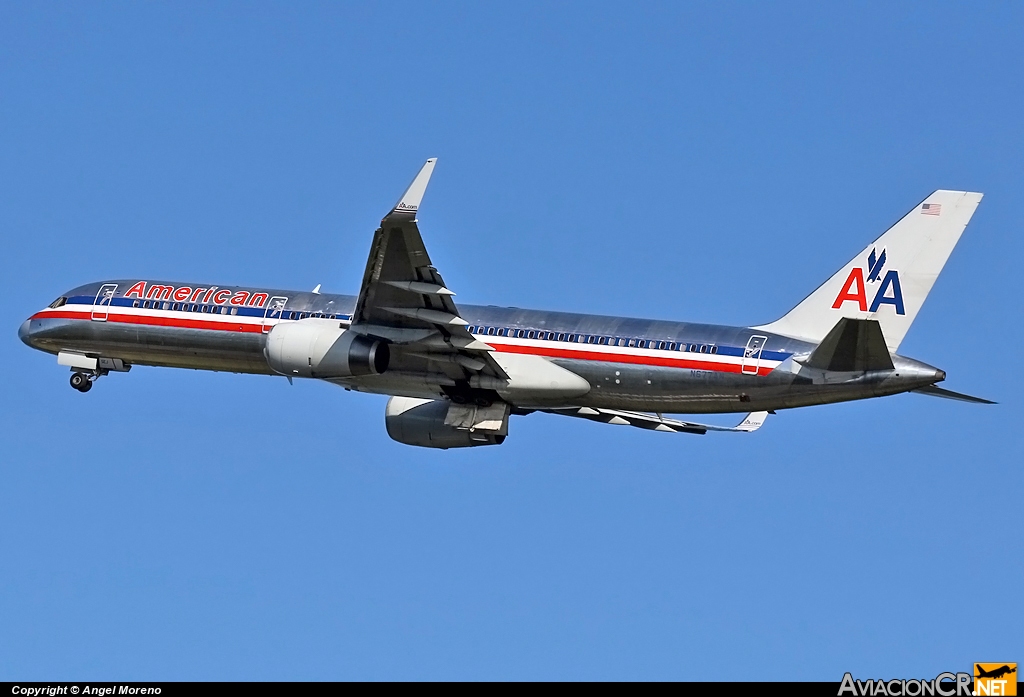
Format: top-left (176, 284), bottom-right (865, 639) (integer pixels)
top-left (1, 2), bottom-right (1021, 680)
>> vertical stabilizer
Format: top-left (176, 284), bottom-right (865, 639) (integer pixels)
top-left (757, 190), bottom-right (982, 351)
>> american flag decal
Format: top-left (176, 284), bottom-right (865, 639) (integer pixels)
top-left (921, 203), bottom-right (942, 216)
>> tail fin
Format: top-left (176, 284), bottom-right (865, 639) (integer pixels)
top-left (757, 190), bottom-right (983, 351)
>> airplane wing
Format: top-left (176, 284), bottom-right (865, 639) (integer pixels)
top-left (542, 407), bottom-right (769, 434)
top-left (348, 158), bottom-right (508, 386)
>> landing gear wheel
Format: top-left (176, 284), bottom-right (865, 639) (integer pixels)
top-left (70, 372), bottom-right (91, 392)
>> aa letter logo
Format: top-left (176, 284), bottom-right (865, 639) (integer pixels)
top-left (975, 663), bottom-right (1017, 696)
top-left (832, 247), bottom-right (905, 315)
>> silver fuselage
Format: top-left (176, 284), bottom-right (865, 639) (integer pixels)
top-left (19, 279), bottom-right (945, 414)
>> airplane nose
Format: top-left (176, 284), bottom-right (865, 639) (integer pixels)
top-left (18, 319), bottom-right (34, 346)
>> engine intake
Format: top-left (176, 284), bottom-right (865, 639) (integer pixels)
top-left (385, 397), bottom-right (507, 449)
top-left (265, 319), bottom-right (389, 378)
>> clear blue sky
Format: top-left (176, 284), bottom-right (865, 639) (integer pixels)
top-left (1, 2), bottom-right (1021, 681)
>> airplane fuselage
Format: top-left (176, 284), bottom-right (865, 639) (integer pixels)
top-left (19, 278), bottom-right (944, 414)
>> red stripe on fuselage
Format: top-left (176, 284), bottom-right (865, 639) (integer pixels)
top-left (485, 341), bottom-right (771, 376)
top-left (31, 309), bottom-right (774, 376)
top-left (31, 309), bottom-right (265, 334)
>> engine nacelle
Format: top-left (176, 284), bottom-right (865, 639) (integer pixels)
top-left (385, 397), bottom-right (506, 449)
top-left (265, 318), bottom-right (389, 378)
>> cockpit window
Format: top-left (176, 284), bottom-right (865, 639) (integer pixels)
top-left (49, 297), bottom-right (67, 309)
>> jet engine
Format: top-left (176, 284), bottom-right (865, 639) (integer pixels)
top-left (385, 396), bottom-right (507, 449)
top-left (265, 318), bottom-right (389, 378)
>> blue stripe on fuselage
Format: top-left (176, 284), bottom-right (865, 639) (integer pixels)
top-left (64, 295), bottom-right (793, 363)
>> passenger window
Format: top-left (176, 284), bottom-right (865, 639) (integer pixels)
top-left (527, 331), bottom-right (535, 339)
top-left (699, 345), bottom-right (707, 353)
top-left (487, 327), bottom-right (495, 335)
top-left (231, 307), bottom-right (238, 316)
top-left (558, 333), bottom-right (565, 341)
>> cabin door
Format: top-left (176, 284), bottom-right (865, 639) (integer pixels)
top-left (740, 335), bottom-right (767, 375)
top-left (262, 296), bottom-right (288, 333)
top-left (91, 284), bottom-right (118, 321)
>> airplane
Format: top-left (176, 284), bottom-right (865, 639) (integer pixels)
top-left (19, 159), bottom-right (993, 448)
top-left (976, 665), bottom-right (1016, 680)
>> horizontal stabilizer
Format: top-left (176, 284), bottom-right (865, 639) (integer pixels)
top-left (912, 384), bottom-right (995, 404)
top-left (543, 407), bottom-right (769, 435)
top-left (803, 318), bottom-right (894, 372)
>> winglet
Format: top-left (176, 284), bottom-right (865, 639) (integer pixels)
top-left (734, 411), bottom-right (769, 432)
top-left (389, 158), bottom-right (438, 219)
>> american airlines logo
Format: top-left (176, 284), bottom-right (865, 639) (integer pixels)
top-left (123, 281), bottom-right (270, 308)
top-left (832, 247), bottom-right (906, 315)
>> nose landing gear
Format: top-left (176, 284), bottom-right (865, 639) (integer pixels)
top-left (59, 353), bottom-right (131, 393)
top-left (70, 372), bottom-right (94, 393)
